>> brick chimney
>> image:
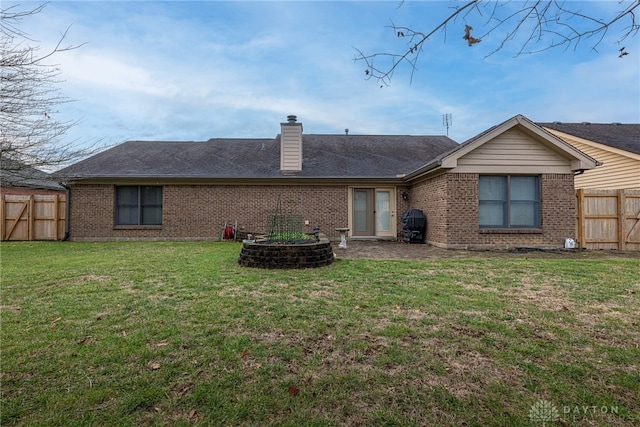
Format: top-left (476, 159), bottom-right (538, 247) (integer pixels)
top-left (280, 115), bottom-right (302, 171)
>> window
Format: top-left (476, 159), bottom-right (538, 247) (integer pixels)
top-left (115, 186), bottom-right (162, 226)
top-left (479, 176), bottom-right (539, 228)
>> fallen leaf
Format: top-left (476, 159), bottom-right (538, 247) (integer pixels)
top-left (241, 348), bottom-right (250, 359)
top-left (148, 361), bottom-right (161, 370)
top-left (288, 385), bottom-right (300, 396)
top-left (96, 316), bottom-right (102, 321)
top-left (187, 409), bottom-right (197, 419)
top-left (155, 340), bottom-right (169, 347)
top-left (121, 330), bottom-right (127, 337)
top-left (51, 317), bottom-right (62, 324)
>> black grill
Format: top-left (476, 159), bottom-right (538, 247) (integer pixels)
top-left (401, 209), bottom-right (426, 244)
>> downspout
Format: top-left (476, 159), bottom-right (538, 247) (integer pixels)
top-left (60, 182), bottom-right (71, 241)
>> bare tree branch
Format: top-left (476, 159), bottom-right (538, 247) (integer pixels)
top-left (355, 0), bottom-right (640, 86)
top-left (1, 3), bottom-right (97, 187)
top-left (355, 0), bottom-right (479, 86)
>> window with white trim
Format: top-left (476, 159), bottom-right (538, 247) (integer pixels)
top-left (479, 176), bottom-right (540, 228)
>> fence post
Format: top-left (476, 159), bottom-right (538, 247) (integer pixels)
top-left (0, 195), bottom-right (4, 241)
top-left (618, 190), bottom-right (626, 251)
top-left (28, 195), bottom-right (34, 240)
top-left (576, 189), bottom-right (585, 249)
top-left (53, 194), bottom-right (59, 241)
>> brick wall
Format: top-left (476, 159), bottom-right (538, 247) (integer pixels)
top-left (69, 174), bottom-right (575, 246)
top-left (70, 185), bottom-right (115, 239)
top-left (444, 173), bottom-right (479, 246)
top-left (409, 173), bottom-right (575, 249)
top-left (395, 185), bottom-right (412, 236)
top-left (69, 184), bottom-right (348, 241)
top-left (410, 174), bottom-right (448, 243)
top-left (540, 173), bottom-right (576, 243)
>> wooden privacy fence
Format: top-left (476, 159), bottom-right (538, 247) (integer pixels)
top-left (576, 189), bottom-right (640, 251)
top-left (1, 194), bottom-right (66, 241)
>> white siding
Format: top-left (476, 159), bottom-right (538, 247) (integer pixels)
top-left (451, 128), bottom-right (572, 174)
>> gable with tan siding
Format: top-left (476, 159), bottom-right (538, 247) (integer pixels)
top-left (451, 128), bottom-right (573, 174)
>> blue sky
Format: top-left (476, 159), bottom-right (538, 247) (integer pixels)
top-left (9, 1), bottom-right (640, 148)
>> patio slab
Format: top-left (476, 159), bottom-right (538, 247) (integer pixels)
top-left (333, 239), bottom-right (640, 259)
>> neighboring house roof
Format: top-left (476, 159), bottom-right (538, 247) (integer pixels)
top-left (55, 134), bottom-right (458, 181)
top-left (0, 159), bottom-right (64, 191)
top-left (538, 122), bottom-right (640, 156)
top-left (540, 121), bottom-right (640, 189)
top-left (404, 115), bottom-right (599, 180)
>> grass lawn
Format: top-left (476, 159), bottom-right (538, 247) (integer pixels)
top-left (1, 242), bottom-right (639, 426)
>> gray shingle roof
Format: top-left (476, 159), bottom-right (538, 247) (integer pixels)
top-left (1, 159), bottom-right (64, 190)
top-left (539, 122), bottom-right (640, 155)
top-left (55, 134), bottom-right (458, 180)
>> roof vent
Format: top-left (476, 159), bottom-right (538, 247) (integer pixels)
top-left (581, 122), bottom-right (591, 125)
top-left (345, 128), bottom-right (349, 135)
top-left (287, 115), bottom-right (297, 123)
top-left (612, 122), bottom-right (622, 125)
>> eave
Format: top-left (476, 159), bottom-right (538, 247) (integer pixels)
top-left (59, 175), bottom-right (410, 186)
top-left (401, 160), bottom-right (445, 182)
top-left (544, 128), bottom-right (640, 162)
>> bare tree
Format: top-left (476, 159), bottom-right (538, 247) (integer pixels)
top-left (1, 3), bottom-right (92, 187)
top-left (355, 0), bottom-right (640, 86)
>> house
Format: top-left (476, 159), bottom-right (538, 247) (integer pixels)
top-left (539, 122), bottom-right (640, 251)
top-left (55, 114), bottom-right (598, 249)
top-left (1, 159), bottom-right (65, 195)
top-left (539, 122), bottom-right (640, 189)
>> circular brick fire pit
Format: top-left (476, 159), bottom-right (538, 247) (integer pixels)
top-left (237, 234), bottom-right (334, 269)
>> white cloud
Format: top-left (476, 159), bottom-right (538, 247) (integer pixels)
top-left (60, 51), bottom-right (181, 97)
top-left (6, 0), bottom-right (639, 150)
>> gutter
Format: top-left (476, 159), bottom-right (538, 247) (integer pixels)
top-left (64, 175), bottom-right (411, 185)
top-left (574, 159), bottom-right (603, 176)
top-left (60, 182), bottom-right (71, 241)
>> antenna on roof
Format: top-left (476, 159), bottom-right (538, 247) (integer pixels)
top-left (442, 113), bottom-right (452, 137)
